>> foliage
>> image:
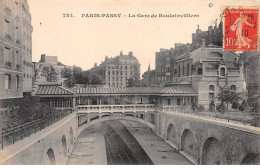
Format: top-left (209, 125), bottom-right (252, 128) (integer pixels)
top-left (198, 105), bottom-right (205, 112)
top-left (231, 101), bottom-right (240, 110)
top-left (241, 100), bottom-right (249, 109)
top-left (191, 102), bottom-right (198, 111)
top-left (68, 66), bottom-right (105, 86)
top-left (216, 87), bottom-right (241, 110)
top-left (141, 70), bottom-right (157, 86)
top-left (42, 66), bottom-right (57, 82)
top-left (127, 78), bottom-right (142, 87)
top-left (209, 101), bottom-right (215, 112)
top-left (61, 67), bottom-right (74, 88)
top-left (216, 103), bottom-right (227, 114)
top-left (239, 103), bottom-right (245, 112)
top-left (239, 100), bottom-right (249, 112)
top-left (1, 96), bottom-right (57, 129)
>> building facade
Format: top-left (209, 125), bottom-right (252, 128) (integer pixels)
top-left (155, 39), bottom-right (247, 109)
top-left (21, 0), bottom-right (33, 94)
top-left (156, 44), bottom-right (188, 84)
top-left (0, 0), bottom-right (32, 99)
top-left (91, 51), bottom-right (140, 87)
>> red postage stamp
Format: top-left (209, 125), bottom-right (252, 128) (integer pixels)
top-left (224, 8), bottom-right (259, 51)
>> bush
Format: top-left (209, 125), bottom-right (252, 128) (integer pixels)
top-left (198, 105), bottom-right (205, 112)
top-left (191, 102), bottom-right (198, 111)
top-left (241, 100), bottom-right (249, 110)
top-left (209, 101), bottom-right (215, 112)
top-left (239, 103), bottom-right (245, 112)
top-left (216, 103), bottom-right (227, 114)
top-left (232, 101), bottom-right (240, 110)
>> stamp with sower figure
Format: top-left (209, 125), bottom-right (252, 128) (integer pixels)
top-left (224, 7), bottom-right (259, 51)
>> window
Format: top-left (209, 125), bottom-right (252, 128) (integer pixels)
top-left (116, 71), bottom-right (118, 75)
top-left (165, 99), bottom-right (171, 105)
top-left (5, 74), bottom-right (11, 89)
top-left (108, 71), bottom-right (110, 75)
top-left (125, 66), bottom-right (127, 70)
top-left (16, 76), bottom-right (19, 89)
top-left (177, 98), bottom-right (181, 106)
top-left (197, 68), bottom-right (203, 75)
top-left (231, 85), bottom-right (236, 91)
top-left (112, 71), bottom-right (114, 75)
top-left (125, 71), bottom-right (127, 75)
top-left (4, 47), bottom-right (11, 63)
top-left (120, 71), bottom-right (122, 75)
top-left (220, 67), bottom-right (225, 76)
top-left (209, 85), bottom-right (215, 91)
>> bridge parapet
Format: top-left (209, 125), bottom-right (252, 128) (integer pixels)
top-left (77, 104), bottom-right (155, 114)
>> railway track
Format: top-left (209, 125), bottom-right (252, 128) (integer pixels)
top-left (103, 122), bottom-right (137, 165)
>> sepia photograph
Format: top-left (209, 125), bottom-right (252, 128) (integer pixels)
top-left (0, 0), bottom-right (259, 166)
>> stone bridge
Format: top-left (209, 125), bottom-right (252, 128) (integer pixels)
top-left (0, 104), bottom-right (259, 165)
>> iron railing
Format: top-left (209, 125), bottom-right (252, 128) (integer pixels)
top-left (0, 109), bottom-right (72, 150)
top-left (77, 104), bottom-right (155, 113)
top-left (158, 106), bottom-right (259, 127)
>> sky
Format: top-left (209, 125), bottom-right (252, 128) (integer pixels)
top-left (27, 0), bottom-right (259, 75)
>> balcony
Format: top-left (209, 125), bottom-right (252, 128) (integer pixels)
top-left (77, 104), bottom-right (155, 114)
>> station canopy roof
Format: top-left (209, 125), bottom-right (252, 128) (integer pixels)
top-left (70, 85), bottom-right (197, 96)
top-left (35, 83), bottom-right (75, 97)
top-left (35, 83), bottom-right (197, 97)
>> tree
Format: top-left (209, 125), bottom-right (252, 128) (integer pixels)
top-left (141, 70), bottom-right (156, 86)
top-left (216, 103), bottom-right (227, 114)
top-left (42, 66), bottom-right (57, 82)
top-left (216, 87), bottom-right (241, 111)
top-left (61, 67), bottom-right (74, 88)
top-left (127, 78), bottom-right (141, 87)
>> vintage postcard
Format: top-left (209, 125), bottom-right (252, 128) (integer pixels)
top-left (0, 0), bottom-right (259, 166)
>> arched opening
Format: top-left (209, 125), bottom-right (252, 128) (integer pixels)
top-left (209, 85), bottom-right (215, 91)
top-left (125, 114), bottom-right (134, 117)
top-left (166, 124), bottom-right (176, 144)
top-left (101, 114), bottom-right (111, 118)
top-left (220, 67), bottom-right (226, 76)
top-left (181, 129), bottom-right (195, 157)
top-left (90, 115), bottom-right (99, 121)
top-left (69, 127), bottom-right (73, 145)
top-left (61, 135), bottom-right (67, 157)
top-left (47, 148), bottom-right (56, 165)
top-left (201, 137), bottom-right (224, 165)
top-left (231, 85), bottom-right (236, 91)
top-left (241, 153), bottom-right (259, 165)
top-left (197, 68), bottom-right (203, 75)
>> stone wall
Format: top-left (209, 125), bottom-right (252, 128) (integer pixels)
top-left (1, 113), bottom-right (77, 165)
top-left (155, 111), bottom-right (260, 165)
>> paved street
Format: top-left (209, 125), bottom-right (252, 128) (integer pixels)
top-left (67, 120), bottom-right (191, 165)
